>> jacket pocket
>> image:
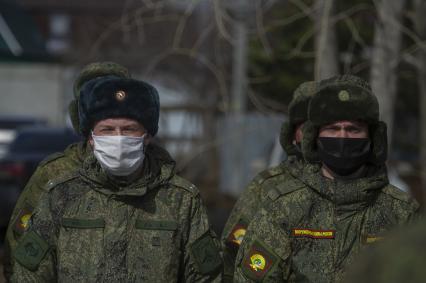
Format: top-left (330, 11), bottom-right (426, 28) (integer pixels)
top-left (135, 219), bottom-right (178, 231)
top-left (61, 217), bottom-right (105, 229)
top-left (58, 217), bottom-right (105, 280)
top-left (129, 219), bottom-right (180, 281)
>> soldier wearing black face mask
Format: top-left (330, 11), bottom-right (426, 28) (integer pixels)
top-left (302, 75), bottom-right (389, 179)
top-left (233, 75), bottom-right (419, 283)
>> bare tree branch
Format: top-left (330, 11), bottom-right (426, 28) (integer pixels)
top-left (255, 0), bottom-right (273, 57)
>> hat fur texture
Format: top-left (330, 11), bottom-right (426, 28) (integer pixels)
top-left (78, 77), bottom-right (160, 137)
top-left (280, 81), bottom-right (317, 156)
top-left (302, 75), bottom-right (387, 164)
top-left (73, 62), bottom-right (131, 99)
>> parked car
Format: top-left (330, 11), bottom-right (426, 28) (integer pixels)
top-left (0, 115), bottom-right (46, 159)
top-left (0, 127), bottom-right (81, 228)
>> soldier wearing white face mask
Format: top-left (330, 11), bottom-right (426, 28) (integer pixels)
top-left (91, 132), bottom-right (147, 176)
top-left (11, 75), bottom-right (223, 282)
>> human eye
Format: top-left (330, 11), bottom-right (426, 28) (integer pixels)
top-left (326, 126), bottom-right (339, 132)
top-left (121, 126), bottom-right (139, 135)
top-left (99, 127), bottom-right (115, 134)
top-left (347, 126), bottom-right (361, 133)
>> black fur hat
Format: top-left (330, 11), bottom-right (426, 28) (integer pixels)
top-left (302, 75), bottom-right (387, 164)
top-left (280, 81), bottom-right (317, 156)
top-left (78, 77), bottom-right (160, 137)
top-left (73, 61), bottom-right (130, 99)
top-left (69, 62), bottom-right (131, 133)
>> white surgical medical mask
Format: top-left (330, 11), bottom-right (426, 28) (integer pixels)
top-left (92, 133), bottom-right (145, 176)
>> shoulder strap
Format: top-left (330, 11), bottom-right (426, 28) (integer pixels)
top-left (169, 175), bottom-right (199, 196)
top-left (266, 178), bottom-right (305, 201)
top-left (44, 171), bottom-right (79, 192)
top-left (38, 152), bottom-right (65, 167)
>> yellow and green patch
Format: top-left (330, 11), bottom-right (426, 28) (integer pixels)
top-left (241, 240), bottom-right (278, 281)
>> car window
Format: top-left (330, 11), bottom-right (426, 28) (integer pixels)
top-left (9, 130), bottom-right (80, 153)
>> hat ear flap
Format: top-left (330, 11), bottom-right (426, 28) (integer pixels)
top-left (280, 122), bottom-right (298, 156)
top-left (370, 121), bottom-right (388, 164)
top-left (68, 100), bottom-right (80, 134)
top-left (302, 121), bottom-right (320, 163)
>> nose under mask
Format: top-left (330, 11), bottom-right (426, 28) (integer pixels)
top-left (92, 134), bottom-right (145, 176)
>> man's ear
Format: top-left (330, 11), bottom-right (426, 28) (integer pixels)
top-left (88, 134), bottom-right (94, 147)
top-left (143, 134), bottom-right (152, 145)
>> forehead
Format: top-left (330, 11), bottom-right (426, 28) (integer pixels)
top-left (93, 118), bottom-right (143, 128)
top-left (322, 120), bottom-right (368, 128)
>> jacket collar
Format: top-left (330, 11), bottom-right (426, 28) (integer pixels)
top-left (301, 163), bottom-right (389, 212)
top-left (79, 143), bottom-right (175, 197)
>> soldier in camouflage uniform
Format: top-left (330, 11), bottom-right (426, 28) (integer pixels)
top-left (11, 75), bottom-right (223, 282)
top-left (221, 82), bottom-right (316, 281)
top-left (3, 61), bottom-right (131, 280)
top-left (234, 75), bottom-right (419, 282)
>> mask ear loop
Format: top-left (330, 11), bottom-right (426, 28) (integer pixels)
top-left (142, 133), bottom-right (148, 153)
top-left (90, 131), bottom-right (96, 149)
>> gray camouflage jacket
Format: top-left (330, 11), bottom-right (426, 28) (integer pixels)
top-left (11, 144), bottom-right (223, 282)
top-left (234, 163), bottom-right (419, 282)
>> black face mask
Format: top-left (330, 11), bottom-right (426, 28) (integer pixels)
top-left (317, 137), bottom-right (371, 176)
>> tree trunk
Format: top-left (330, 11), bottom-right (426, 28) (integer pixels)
top-left (314, 0), bottom-right (339, 80)
top-left (414, 0), bottom-right (426, 204)
top-left (370, 0), bottom-right (406, 151)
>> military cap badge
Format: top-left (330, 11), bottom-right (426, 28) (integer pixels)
top-left (338, 90), bottom-right (350, 101)
top-left (115, 90), bottom-right (126, 101)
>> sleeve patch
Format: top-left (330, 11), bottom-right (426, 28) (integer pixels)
top-left (13, 204), bottom-right (34, 235)
top-left (226, 218), bottom-right (248, 252)
top-left (190, 232), bottom-right (222, 275)
top-left (241, 240), bottom-right (278, 281)
top-left (14, 231), bottom-right (49, 271)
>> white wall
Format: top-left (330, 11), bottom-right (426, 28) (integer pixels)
top-left (0, 63), bottom-right (72, 126)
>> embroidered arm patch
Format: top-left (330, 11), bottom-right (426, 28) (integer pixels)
top-left (226, 218), bottom-right (248, 251)
top-left (190, 232), bottom-right (222, 275)
top-left (13, 204), bottom-right (34, 236)
top-left (241, 240), bottom-right (279, 281)
top-left (14, 231), bottom-right (49, 271)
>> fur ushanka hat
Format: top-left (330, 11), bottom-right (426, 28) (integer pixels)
top-left (302, 75), bottom-right (387, 164)
top-left (280, 81), bottom-right (317, 156)
top-left (78, 77), bottom-right (160, 137)
top-left (68, 62), bottom-right (131, 133)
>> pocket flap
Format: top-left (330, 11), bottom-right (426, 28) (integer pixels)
top-left (135, 220), bottom-right (178, 231)
top-left (62, 218), bottom-right (105, 229)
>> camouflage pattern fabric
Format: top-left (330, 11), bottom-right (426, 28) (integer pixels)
top-left (234, 163), bottom-right (419, 282)
top-left (221, 157), bottom-right (304, 282)
top-left (344, 218), bottom-right (426, 283)
top-left (3, 141), bottom-right (89, 280)
top-left (10, 144), bottom-right (223, 282)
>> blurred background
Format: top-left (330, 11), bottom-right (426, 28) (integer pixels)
top-left (0, 0), bottom-right (425, 278)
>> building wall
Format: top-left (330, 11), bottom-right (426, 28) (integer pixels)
top-left (0, 63), bottom-right (72, 125)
